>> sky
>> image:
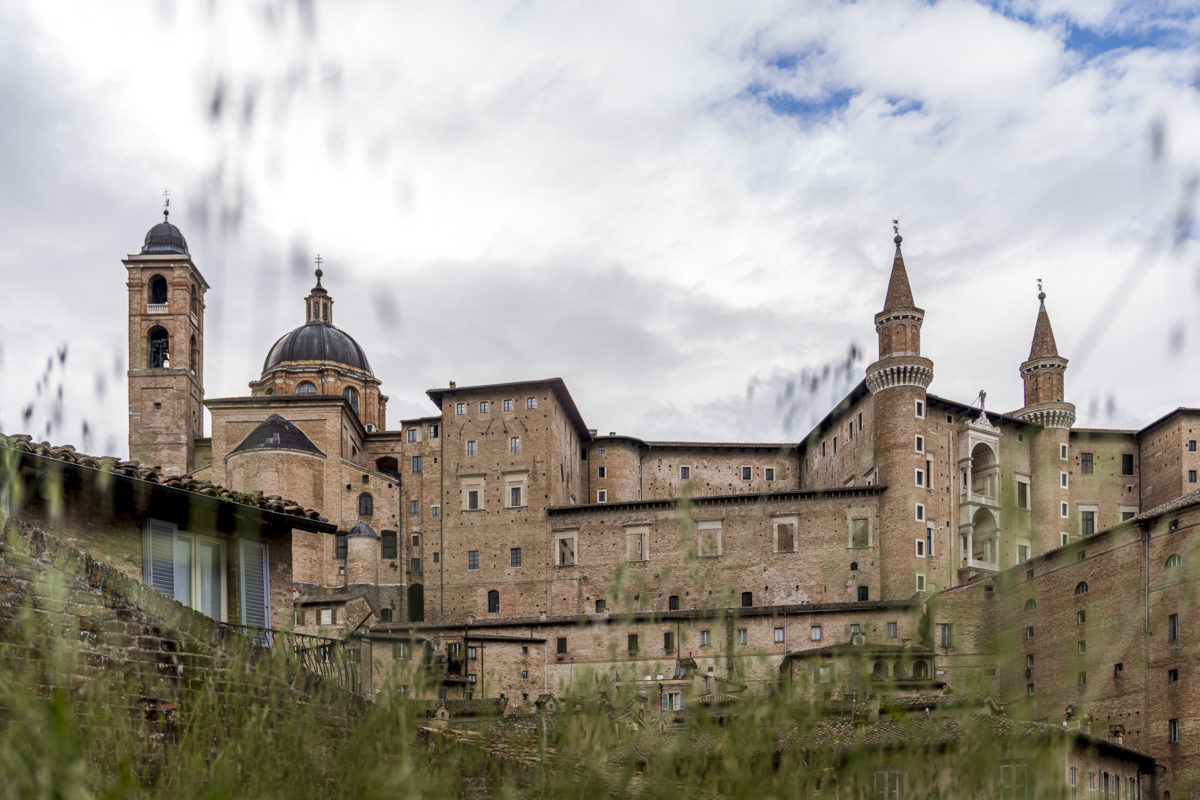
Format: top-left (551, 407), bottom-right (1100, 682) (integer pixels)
top-left (1, 0), bottom-right (1199, 458)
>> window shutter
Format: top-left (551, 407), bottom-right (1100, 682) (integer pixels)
top-left (143, 519), bottom-right (177, 598)
top-left (239, 539), bottom-right (271, 630)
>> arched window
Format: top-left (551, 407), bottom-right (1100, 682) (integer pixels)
top-left (189, 335), bottom-right (198, 375)
top-left (849, 562), bottom-right (858, 571)
top-left (1024, 599), bottom-right (1037, 612)
top-left (1074, 581), bottom-right (1089, 595)
top-left (358, 493), bottom-right (373, 516)
top-left (148, 326), bottom-right (170, 368)
top-left (296, 381), bottom-right (317, 394)
top-left (912, 659), bottom-right (930, 679)
top-left (190, 289), bottom-right (199, 317)
top-left (1166, 554), bottom-right (1183, 570)
top-left (148, 274), bottom-right (168, 305)
top-left (343, 386), bottom-right (360, 415)
top-left (487, 590), bottom-right (500, 613)
top-left (872, 660), bottom-right (888, 680)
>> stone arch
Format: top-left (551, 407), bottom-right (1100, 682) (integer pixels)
top-left (376, 456), bottom-right (399, 476)
top-left (912, 659), bottom-right (930, 679)
top-left (148, 326), bottom-right (170, 368)
top-left (296, 381), bottom-right (317, 394)
top-left (148, 274), bottom-right (168, 305)
top-left (872, 660), bottom-right (888, 680)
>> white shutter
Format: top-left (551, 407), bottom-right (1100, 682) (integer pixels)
top-left (143, 519), bottom-right (177, 597)
top-left (239, 540), bottom-right (271, 630)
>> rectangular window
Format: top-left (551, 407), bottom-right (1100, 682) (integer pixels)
top-left (479, 401), bottom-right (489, 413)
top-left (510, 436), bottom-right (521, 454)
top-left (627, 528), bottom-right (647, 561)
top-left (1114, 662), bottom-right (1124, 679)
top-left (335, 534), bottom-right (348, 560)
top-left (595, 599), bottom-right (605, 613)
top-left (1189, 440), bottom-right (1197, 452)
top-left (466, 440), bottom-right (477, 456)
top-left (1078, 671), bottom-right (1087, 686)
top-left (1078, 610), bottom-right (1086, 624)
top-left (668, 595), bottom-right (679, 610)
top-left (741, 591), bottom-right (753, 607)
top-left (412, 534), bottom-right (420, 546)
top-left (817, 665), bottom-right (833, 684)
top-left (915, 435), bottom-right (924, 453)
top-left (628, 634), bottom-right (638, 654)
top-left (319, 607), bottom-right (333, 626)
top-left (431, 504), bottom-right (440, 518)
top-left (412, 456), bottom-right (422, 474)
top-left (915, 503), bottom-right (925, 521)
top-left (740, 466), bottom-right (752, 481)
top-left (467, 550), bottom-right (479, 570)
top-left (939, 623), bottom-right (953, 648)
top-left (396, 641), bottom-right (409, 659)
top-left (407, 428), bottom-right (418, 443)
top-left (1026, 626), bottom-right (1034, 639)
top-left (1190, 470), bottom-right (1197, 483)
top-left (509, 486), bottom-right (523, 508)
top-left (381, 530), bottom-right (397, 559)
top-left (1170, 613), bottom-right (1179, 643)
top-left (409, 500), bottom-right (419, 515)
top-left (510, 547), bottom-right (522, 568)
top-left (858, 412), bottom-right (863, 432)
top-left (1078, 640), bottom-right (1086, 654)
top-left (1061, 501), bottom-right (1069, 518)
top-left (1060, 443), bottom-right (1069, 460)
top-left (851, 518), bottom-right (869, 548)
top-left (597, 466), bottom-right (606, 478)
top-left (503, 399), bottom-right (513, 411)
top-left (467, 490), bottom-right (480, 510)
top-left (887, 622), bottom-right (897, 638)
top-left (765, 467), bottom-right (775, 481)
top-left (661, 691), bottom-right (683, 711)
top-left (916, 574), bottom-right (926, 592)
top-left (833, 437), bottom-right (837, 455)
top-left (700, 630), bottom-right (711, 647)
top-left (811, 625), bottom-right (822, 642)
top-left (998, 764), bottom-right (1028, 799)
top-left (775, 520), bottom-right (796, 553)
top-left (1122, 453), bottom-right (1134, 475)
top-left (556, 637), bottom-right (567, 655)
top-left (1081, 452), bottom-right (1093, 474)
top-left (429, 424), bottom-right (439, 438)
top-left (874, 769), bottom-right (902, 799)
top-left (698, 521), bottom-right (722, 558)
top-left (596, 489), bottom-right (607, 503)
top-left (556, 534), bottom-right (577, 566)
top-left (1081, 510), bottom-right (1095, 537)
top-left (1017, 480), bottom-right (1029, 509)
top-left (858, 585), bottom-right (869, 601)
top-left (468, 646), bottom-right (477, 660)
top-left (1169, 668), bottom-right (1179, 683)
top-left (432, 552), bottom-right (439, 563)
top-left (455, 402), bottom-right (465, 415)
top-left (663, 631), bottom-right (674, 653)
top-left (773, 627), bottom-right (784, 643)
top-left (915, 538), bottom-right (926, 558)
top-left (915, 468), bottom-right (925, 487)
top-left (409, 556), bottom-right (421, 572)
top-left (1061, 471), bottom-right (1069, 488)
top-left (1170, 718), bottom-right (1179, 743)
top-left (1070, 766), bottom-right (1077, 800)
top-left (679, 465), bottom-right (691, 480)
top-left (915, 399), bottom-right (925, 418)
top-left (526, 397), bottom-right (537, 409)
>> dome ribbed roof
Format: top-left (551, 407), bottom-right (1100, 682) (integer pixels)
top-left (263, 321), bottom-right (373, 375)
top-left (141, 219), bottom-right (190, 255)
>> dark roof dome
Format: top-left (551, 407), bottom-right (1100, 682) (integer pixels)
top-left (141, 211), bottom-right (189, 256)
top-left (263, 322), bottom-right (373, 375)
top-left (230, 414), bottom-right (324, 455)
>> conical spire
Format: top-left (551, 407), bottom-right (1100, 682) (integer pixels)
top-left (883, 233), bottom-right (915, 310)
top-left (1028, 283), bottom-right (1059, 359)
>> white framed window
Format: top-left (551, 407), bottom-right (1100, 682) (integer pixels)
top-left (1061, 501), bottom-right (1069, 518)
top-left (626, 527), bottom-right (649, 561)
top-left (319, 607), bottom-right (333, 626)
top-left (811, 625), bottom-right (822, 641)
top-left (916, 574), bottom-right (926, 592)
top-left (740, 466), bottom-right (752, 481)
top-left (431, 504), bottom-right (440, 518)
top-left (774, 518), bottom-right (798, 553)
top-left (526, 396), bottom-right (537, 409)
top-left (597, 466), bottom-right (607, 478)
top-left (1060, 443), bottom-right (1068, 460)
top-left (554, 531), bottom-right (578, 566)
top-left (697, 520), bottom-right (722, 558)
top-left (466, 440), bottom-right (477, 456)
top-left (479, 401), bottom-right (489, 413)
top-left (455, 402), bottom-right (466, 415)
top-left (596, 489), bottom-right (607, 503)
top-left (915, 468), bottom-right (925, 487)
top-left (461, 477), bottom-right (485, 511)
top-left (915, 435), bottom-right (925, 453)
top-left (680, 465), bottom-right (691, 479)
top-left (915, 503), bottom-right (925, 521)
top-left (1060, 531), bottom-right (1069, 546)
top-left (915, 399), bottom-right (925, 418)
top-left (504, 472), bottom-right (527, 509)
top-left (143, 519), bottom-right (231, 623)
top-left (1060, 471), bottom-right (1069, 489)
top-left (764, 467), bottom-right (775, 481)
top-left (773, 627), bottom-right (785, 643)
top-left (915, 538), bottom-right (926, 558)
top-left (503, 399), bottom-right (513, 411)
top-left (406, 428), bottom-right (418, 443)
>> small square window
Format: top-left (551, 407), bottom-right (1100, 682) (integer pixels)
top-left (503, 399), bottom-right (513, 411)
top-left (773, 627), bottom-right (784, 643)
top-left (679, 465), bottom-right (691, 479)
top-left (455, 402), bottom-right (466, 415)
top-left (597, 447), bottom-right (605, 455)
top-left (810, 625), bottom-right (822, 641)
top-left (741, 466), bottom-right (752, 481)
top-left (597, 489), bottom-right (607, 503)
top-left (479, 401), bottom-right (489, 413)
top-left (526, 397), bottom-right (537, 410)
top-left (764, 467), bottom-right (775, 481)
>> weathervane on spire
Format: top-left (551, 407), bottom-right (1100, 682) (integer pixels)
top-left (314, 254), bottom-right (324, 285)
top-left (1037, 278), bottom-right (1046, 302)
top-left (892, 218), bottom-right (902, 246)
top-left (162, 188), bottom-right (171, 221)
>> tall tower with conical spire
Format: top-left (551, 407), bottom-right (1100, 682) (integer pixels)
top-left (1014, 284), bottom-right (1075, 554)
top-left (866, 228), bottom-right (936, 600)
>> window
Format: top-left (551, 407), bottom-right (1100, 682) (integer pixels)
top-left (915, 468), bottom-right (925, 487)
top-left (412, 534), bottom-right (420, 547)
top-left (429, 424), bottom-right (439, 438)
top-left (1081, 510), bottom-right (1095, 537)
top-left (817, 665), bottom-right (833, 684)
top-left (406, 428), bottom-right (418, 443)
top-left (1078, 610), bottom-right (1086, 624)
top-left (556, 534), bottom-right (577, 566)
top-left (510, 436), bottom-right (521, 454)
top-left (466, 440), bottom-right (477, 456)
top-left (915, 435), bottom-right (924, 453)
top-left (1190, 470), bottom-right (1197, 484)
top-left (850, 518), bottom-right (870, 548)
top-left (510, 547), bottom-right (522, 568)
top-left (509, 486), bottom-right (523, 508)
top-left (556, 637), bottom-right (567, 655)
top-left (1115, 663), bottom-right (1124, 679)
top-left (765, 467), bottom-right (775, 481)
top-left (455, 402), bottom-right (465, 415)
top-left (661, 691), bottom-right (683, 712)
top-left (335, 534), bottom-right (348, 560)
top-left (1059, 443), bottom-right (1068, 460)
top-left (1170, 718), bottom-right (1179, 743)
top-left (597, 447), bottom-right (605, 454)
top-left (736, 628), bottom-right (747, 645)
top-left (915, 503), bottom-right (925, 521)
top-left (1070, 766), bottom-right (1077, 800)
top-left (1026, 626), bottom-right (1034, 639)
top-left (143, 520), bottom-right (233, 623)
top-left (741, 591), bottom-right (753, 607)
top-left (412, 456), bottom-right (422, 473)
top-left (1027, 683), bottom-right (1034, 697)
top-left (773, 627), bottom-right (784, 643)
top-left (1080, 452), bottom-right (1093, 474)
top-left (698, 521), bottom-right (722, 558)
top-left (939, 623), bottom-right (953, 648)
top-left (1074, 581), bottom-right (1088, 595)
top-left (381, 530), bottom-right (397, 559)
top-left (1166, 553), bottom-right (1183, 569)
top-left (526, 397), bottom-right (537, 409)
top-left (294, 380), bottom-right (316, 394)
top-left (395, 641), bottom-right (409, 659)
top-left (497, 399), bottom-right (510, 412)
top-left (431, 504), bottom-right (440, 518)
top-left (1059, 501), bottom-right (1069, 518)
top-left (628, 633), bottom-right (638, 653)
top-left (467, 646), bottom-right (477, 661)
top-left (595, 598), bottom-right (605, 613)
top-left (775, 519), bottom-right (797, 553)
top-left (1016, 480), bottom-right (1029, 509)
top-left (1169, 613), bottom-right (1179, 643)
top-left (1122, 454), bottom-right (1134, 475)
top-left (487, 590), bottom-right (499, 613)
top-left (1023, 598), bottom-right (1037, 612)
top-left (915, 399), bottom-right (925, 418)
top-left (858, 585), bottom-right (869, 601)
top-left (915, 538), bottom-right (926, 558)
top-left (916, 574), bottom-right (926, 592)
top-left (593, 489), bottom-right (606, 504)
top-left (998, 763), bottom-right (1028, 799)
top-left (740, 466), bottom-right (752, 481)
top-left (1078, 640), bottom-right (1087, 653)
top-left (1060, 471), bottom-right (1069, 489)
top-left (1169, 668), bottom-right (1179, 683)
top-left (467, 550), bottom-right (479, 570)
top-left (874, 769), bottom-right (902, 800)
top-left (679, 465), bottom-right (691, 480)
top-left (811, 625), bottom-right (822, 642)
top-left (700, 630), bottom-right (711, 647)
top-left (886, 622), bottom-right (897, 638)
top-left (432, 552), bottom-right (439, 563)
top-left (1026, 653), bottom-right (1034, 668)
top-left (663, 631), bottom-right (674, 653)
top-left (479, 401), bottom-right (489, 413)
top-left (342, 387), bottom-right (360, 415)
top-left (597, 466), bottom-right (606, 478)
top-left (667, 594), bottom-right (679, 611)
top-left (409, 500), bottom-right (419, 515)
top-left (627, 528), bottom-right (648, 561)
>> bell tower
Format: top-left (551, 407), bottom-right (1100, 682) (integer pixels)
top-left (124, 199), bottom-right (208, 475)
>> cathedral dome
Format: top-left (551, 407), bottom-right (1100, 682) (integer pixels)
top-left (141, 217), bottom-right (190, 256)
top-left (263, 321), bottom-right (373, 375)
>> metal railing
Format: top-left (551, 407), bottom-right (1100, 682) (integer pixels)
top-left (220, 623), bottom-right (359, 694)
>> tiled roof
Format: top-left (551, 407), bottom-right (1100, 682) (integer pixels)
top-left (883, 244), bottom-right (916, 310)
top-left (421, 697), bottom-right (507, 717)
top-left (1134, 488), bottom-right (1200, 523)
top-left (1028, 300), bottom-right (1059, 359)
top-left (0, 432), bottom-right (333, 530)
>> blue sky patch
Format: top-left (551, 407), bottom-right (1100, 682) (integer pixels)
top-left (741, 82), bottom-right (857, 118)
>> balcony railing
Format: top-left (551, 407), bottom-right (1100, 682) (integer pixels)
top-left (147, 302), bottom-right (168, 314)
top-left (220, 623), bottom-right (358, 694)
